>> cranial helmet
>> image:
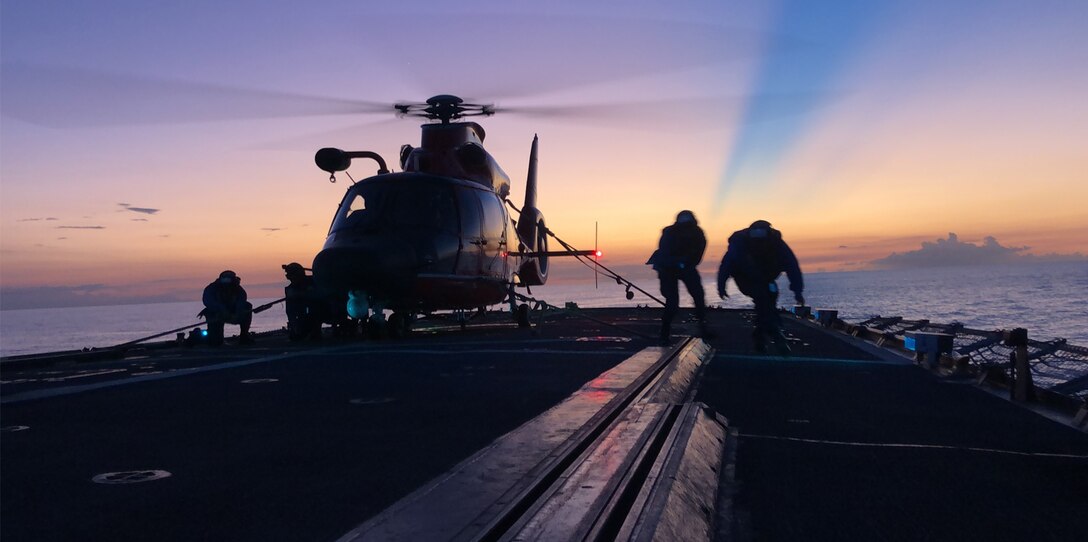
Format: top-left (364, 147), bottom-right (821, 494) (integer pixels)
top-left (676, 210), bottom-right (697, 224)
top-left (218, 270), bottom-right (239, 284)
top-left (282, 262), bottom-right (305, 278)
top-left (748, 220), bottom-right (772, 239)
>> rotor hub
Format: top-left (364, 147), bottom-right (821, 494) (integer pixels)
top-left (395, 95), bottom-right (495, 124)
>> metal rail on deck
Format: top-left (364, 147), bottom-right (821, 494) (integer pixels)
top-left (471, 338), bottom-right (699, 542)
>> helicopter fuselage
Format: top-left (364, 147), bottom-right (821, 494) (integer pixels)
top-left (313, 172), bottom-right (511, 313)
top-left (312, 110), bottom-right (550, 320)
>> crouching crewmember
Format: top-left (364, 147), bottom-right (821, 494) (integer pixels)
top-left (200, 270), bottom-right (254, 346)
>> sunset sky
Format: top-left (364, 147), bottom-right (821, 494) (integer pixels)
top-left (2, 0), bottom-right (1086, 308)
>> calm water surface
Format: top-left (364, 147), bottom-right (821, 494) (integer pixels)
top-left (1, 261), bottom-right (1084, 357)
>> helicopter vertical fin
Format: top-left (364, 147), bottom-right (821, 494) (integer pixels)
top-left (516, 134), bottom-right (549, 286)
top-left (524, 134), bottom-right (538, 211)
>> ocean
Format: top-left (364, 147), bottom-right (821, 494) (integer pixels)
top-left (0, 261), bottom-right (1085, 358)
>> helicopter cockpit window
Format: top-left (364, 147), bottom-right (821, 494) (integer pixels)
top-left (330, 180), bottom-right (457, 234)
top-left (347, 194), bottom-right (367, 215)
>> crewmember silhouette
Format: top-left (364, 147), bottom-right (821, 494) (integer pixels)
top-left (648, 210), bottom-right (712, 345)
top-left (717, 220), bottom-right (804, 353)
top-left (200, 270), bottom-right (254, 346)
top-left (283, 262), bottom-right (322, 341)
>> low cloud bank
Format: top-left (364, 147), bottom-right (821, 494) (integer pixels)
top-left (871, 233), bottom-right (1086, 269)
top-left (0, 284), bottom-right (187, 310)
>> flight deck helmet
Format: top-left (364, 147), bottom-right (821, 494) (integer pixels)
top-left (218, 270), bottom-right (240, 284)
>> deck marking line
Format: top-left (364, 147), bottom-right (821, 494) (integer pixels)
top-left (308, 349), bottom-right (633, 357)
top-left (1, 344), bottom-right (634, 404)
top-left (336, 337), bottom-right (642, 350)
top-left (0, 343), bottom-right (361, 405)
top-left (739, 433), bottom-right (1088, 459)
top-left (717, 353), bottom-right (910, 366)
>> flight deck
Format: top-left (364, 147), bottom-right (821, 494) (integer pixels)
top-left (2, 307), bottom-right (1086, 541)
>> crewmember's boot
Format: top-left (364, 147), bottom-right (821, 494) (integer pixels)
top-left (659, 322), bottom-right (672, 346)
top-left (238, 327), bottom-right (255, 345)
top-left (752, 329), bottom-right (766, 353)
top-left (207, 322), bottom-right (225, 347)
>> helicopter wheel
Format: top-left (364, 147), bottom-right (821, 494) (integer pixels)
top-left (388, 312), bottom-right (411, 338)
top-left (516, 304), bottom-right (531, 328)
top-left (329, 320), bottom-right (347, 337)
top-left (367, 315), bottom-right (385, 340)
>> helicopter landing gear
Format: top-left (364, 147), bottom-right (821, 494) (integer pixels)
top-left (515, 304), bottom-right (531, 328)
top-left (367, 314), bottom-right (385, 340)
top-left (331, 319), bottom-right (357, 337)
top-left (388, 312), bottom-right (412, 338)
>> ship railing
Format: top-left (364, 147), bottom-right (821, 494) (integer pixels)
top-left (791, 310), bottom-right (1088, 406)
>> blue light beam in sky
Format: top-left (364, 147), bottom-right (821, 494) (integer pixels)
top-left (714, 0), bottom-right (888, 212)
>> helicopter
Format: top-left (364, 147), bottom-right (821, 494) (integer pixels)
top-left (310, 94), bottom-right (595, 335)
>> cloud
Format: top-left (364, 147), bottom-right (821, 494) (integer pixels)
top-left (118, 203), bottom-right (159, 215)
top-left (56, 225), bottom-right (105, 229)
top-left (17, 217), bottom-right (59, 222)
top-left (871, 233), bottom-right (1087, 269)
top-left (261, 227), bottom-right (282, 232)
top-left (132, 218), bottom-right (149, 222)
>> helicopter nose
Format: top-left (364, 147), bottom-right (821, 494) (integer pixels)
top-left (312, 238), bottom-right (418, 294)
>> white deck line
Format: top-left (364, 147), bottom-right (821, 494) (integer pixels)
top-left (2, 344), bottom-right (633, 405)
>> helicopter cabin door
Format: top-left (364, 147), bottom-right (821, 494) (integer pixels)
top-left (455, 187), bottom-right (485, 277)
top-left (455, 187), bottom-right (507, 279)
top-left (476, 190), bottom-right (508, 278)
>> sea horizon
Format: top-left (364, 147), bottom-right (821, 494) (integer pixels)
top-left (1, 260), bottom-right (1084, 358)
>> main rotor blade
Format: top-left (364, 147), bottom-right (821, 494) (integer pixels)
top-left (386, 15), bottom-right (786, 101)
top-left (252, 117), bottom-right (404, 150)
top-left (490, 92), bottom-right (841, 131)
top-left (0, 62), bottom-right (396, 127)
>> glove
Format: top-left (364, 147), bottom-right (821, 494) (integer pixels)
top-left (795, 293), bottom-right (805, 306)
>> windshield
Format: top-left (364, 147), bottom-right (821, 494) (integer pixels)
top-left (329, 179), bottom-right (458, 234)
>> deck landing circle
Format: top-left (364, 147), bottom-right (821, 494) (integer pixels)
top-left (350, 397), bottom-right (396, 405)
top-left (92, 470), bottom-right (172, 484)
